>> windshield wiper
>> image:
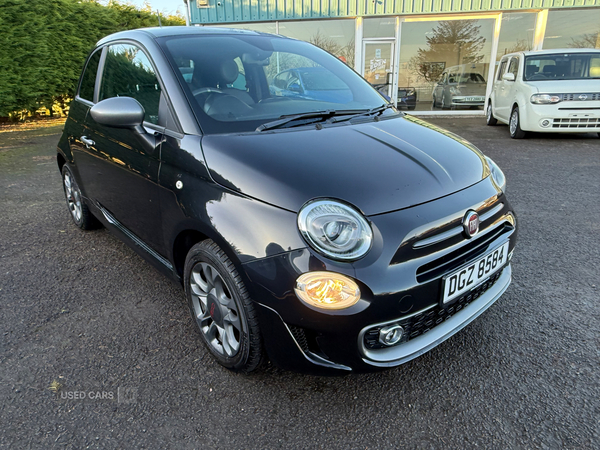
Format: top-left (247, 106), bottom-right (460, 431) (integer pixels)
top-left (255, 106), bottom-right (393, 132)
top-left (329, 103), bottom-right (396, 124)
top-left (256, 110), bottom-right (341, 132)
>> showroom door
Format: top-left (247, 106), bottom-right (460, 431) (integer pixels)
top-left (362, 40), bottom-right (395, 97)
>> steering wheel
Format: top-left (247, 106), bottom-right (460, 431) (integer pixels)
top-left (528, 74), bottom-right (547, 80)
top-left (192, 87), bottom-right (223, 97)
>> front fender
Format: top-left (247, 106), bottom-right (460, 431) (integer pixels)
top-left (159, 134), bottom-right (308, 275)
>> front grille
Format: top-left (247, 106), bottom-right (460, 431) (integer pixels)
top-left (364, 269), bottom-right (504, 350)
top-left (562, 93), bottom-right (600, 101)
top-left (552, 118), bottom-right (600, 128)
top-left (416, 223), bottom-right (512, 284)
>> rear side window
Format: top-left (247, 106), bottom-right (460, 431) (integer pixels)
top-left (79, 50), bottom-right (102, 102)
top-left (99, 44), bottom-right (161, 124)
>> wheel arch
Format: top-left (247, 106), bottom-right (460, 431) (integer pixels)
top-left (57, 152), bottom-right (66, 171)
top-left (172, 228), bottom-right (210, 280)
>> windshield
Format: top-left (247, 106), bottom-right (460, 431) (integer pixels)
top-left (158, 32), bottom-right (389, 134)
top-left (524, 53), bottom-right (600, 81)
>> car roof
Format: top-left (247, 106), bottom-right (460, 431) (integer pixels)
top-left (499, 48), bottom-right (600, 59)
top-left (97, 25), bottom-right (281, 45)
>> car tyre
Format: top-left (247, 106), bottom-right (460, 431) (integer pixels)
top-left (408, 105), bottom-right (416, 111)
top-left (509, 106), bottom-right (527, 139)
top-left (184, 240), bottom-right (263, 373)
top-left (61, 165), bottom-right (100, 230)
top-left (486, 101), bottom-right (498, 126)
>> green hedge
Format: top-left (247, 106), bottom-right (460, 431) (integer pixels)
top-left (0, 0), bottom-right (184, 118)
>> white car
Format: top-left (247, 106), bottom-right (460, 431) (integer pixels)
top-left (487, 49), bottom-right (600, 139)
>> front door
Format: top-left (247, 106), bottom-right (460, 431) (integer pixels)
top-left (83, 43), bottom-right (165, 254)
top-left (362, 40), bottom-right (395, 99)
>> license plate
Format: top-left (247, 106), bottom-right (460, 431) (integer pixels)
top-left (442, 242), bottom-right (509, 304)
top-left (465, 97), bottom-right (483, 102)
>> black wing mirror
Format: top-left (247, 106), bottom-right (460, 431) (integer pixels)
top-left (90, 97), bottom-right (145, 128)
top-left (90, 97), bottom-right (158, 152)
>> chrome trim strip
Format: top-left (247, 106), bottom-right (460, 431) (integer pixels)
top-left (413, 226), bottom-right (463, 249)
top-left (479, 202), bottom-right (504, 222)
top-left (99, 205), bottom-right (174, 271)
top-left (413, 203), bottom-right (505, 249)
top-left (358, 264), bottom-right (512, 367)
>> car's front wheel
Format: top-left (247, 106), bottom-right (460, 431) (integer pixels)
top-left (509, 106), bottom-right (527, 139)
top-left (184, 240), bottom-right (263, 372)
top-left (486, 101), bottom-right (497, 126)
top-left (61, 165), bottom-right (100, 230)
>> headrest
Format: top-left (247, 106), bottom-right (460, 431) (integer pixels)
top-left (525, 65), bottom-right (537, 76)
top-left (220, 60), bottom-right (239, 84)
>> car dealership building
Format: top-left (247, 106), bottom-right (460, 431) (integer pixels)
top-left (184, 0), bottom-right (600, 113)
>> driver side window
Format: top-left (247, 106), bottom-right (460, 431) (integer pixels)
top-left (508, 57), bottom-right (519, 79)
top-left (99, 44), bottom-right (161, 124)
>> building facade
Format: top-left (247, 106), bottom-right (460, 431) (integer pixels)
top-left (186, 0), bottom-right (600, 114)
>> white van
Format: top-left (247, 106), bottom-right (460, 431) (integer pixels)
top-left (487, 49), bottom-right (600, 139)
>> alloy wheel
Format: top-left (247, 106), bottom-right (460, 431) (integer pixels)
top-left (189, 262), bottom-right (242, 358)
top-left (509, 110), bottom-right (518, 135)
top-left (63, 171), bottom-right (82, 223)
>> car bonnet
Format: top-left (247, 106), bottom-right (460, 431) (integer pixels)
top-left (200, 115), bottom-right (489, 216)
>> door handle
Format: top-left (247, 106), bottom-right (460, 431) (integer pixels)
top-left (81, 136), bottom-right (95, 148)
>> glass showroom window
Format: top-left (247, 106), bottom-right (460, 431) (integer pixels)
top-left (543, 9), bottom-right (600, 49)
top-left (398, 19), bottom-right (495, 111)
top-left (364, 17), bottom-right (396, 39)
top-left (496, 13), bottom-right (537, 61)
top-left (278, 19), bottom-right (356, 67)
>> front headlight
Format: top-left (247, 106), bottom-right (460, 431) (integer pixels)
top-left (530, 94), bottom-right (561, 104)
top-left (450, 87), bottom-right (461, 95)
top-left (485, 156), bottom-right (506, 192)
top-left (298, 199), bottom-right (373, 261)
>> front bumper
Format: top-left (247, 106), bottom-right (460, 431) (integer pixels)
top-left (521, 100), bottom-right (600, 132)
top-left (243, 178), bottom-right (517, 374)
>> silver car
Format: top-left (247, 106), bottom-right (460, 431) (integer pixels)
top-left (433, 69), bottom-right (486, 109)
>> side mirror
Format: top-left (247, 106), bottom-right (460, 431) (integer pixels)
top-left (90, 97), bottom-right (158, 152)
top-left (502, 73), bottom-right (515, 82)
top-left (90, 97), bottom-right (145, 128)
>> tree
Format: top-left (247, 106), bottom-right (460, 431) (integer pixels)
top-left (308, 31), bottom-right (355, 67)
top-left (0, 0), bottom-right (184, 118)
top-left (568, 32), bottom-right (600, 49)
top-left (409, 20), bottom-right (487, 82)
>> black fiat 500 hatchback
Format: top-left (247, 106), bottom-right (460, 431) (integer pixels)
top-left (57, 27), bottom-right (517, 374)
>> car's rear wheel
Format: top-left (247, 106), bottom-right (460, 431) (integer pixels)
top-left (509, 106), bottom-right (527, 139)
top-left (61, 165), bottom-right (100, 230)
top-left (408, 105), bottom-right (416, 111)
top-left (486, 101), bottom-right (497, 126)
top-left (184, 240), bottom-right (263, 372)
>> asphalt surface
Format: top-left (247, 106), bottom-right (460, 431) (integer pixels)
top-left (1, 119), bottom-right (599, 449)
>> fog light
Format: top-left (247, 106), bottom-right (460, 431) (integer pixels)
top-left (540, 119), bottom-right (551, 128)
top-left (295, 272), bottom-right (361, 310)
top-left (379, 324), bottom-right (403, 346)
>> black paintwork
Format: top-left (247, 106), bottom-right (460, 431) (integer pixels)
top-left (56, 27), bottom-right (517, 374)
